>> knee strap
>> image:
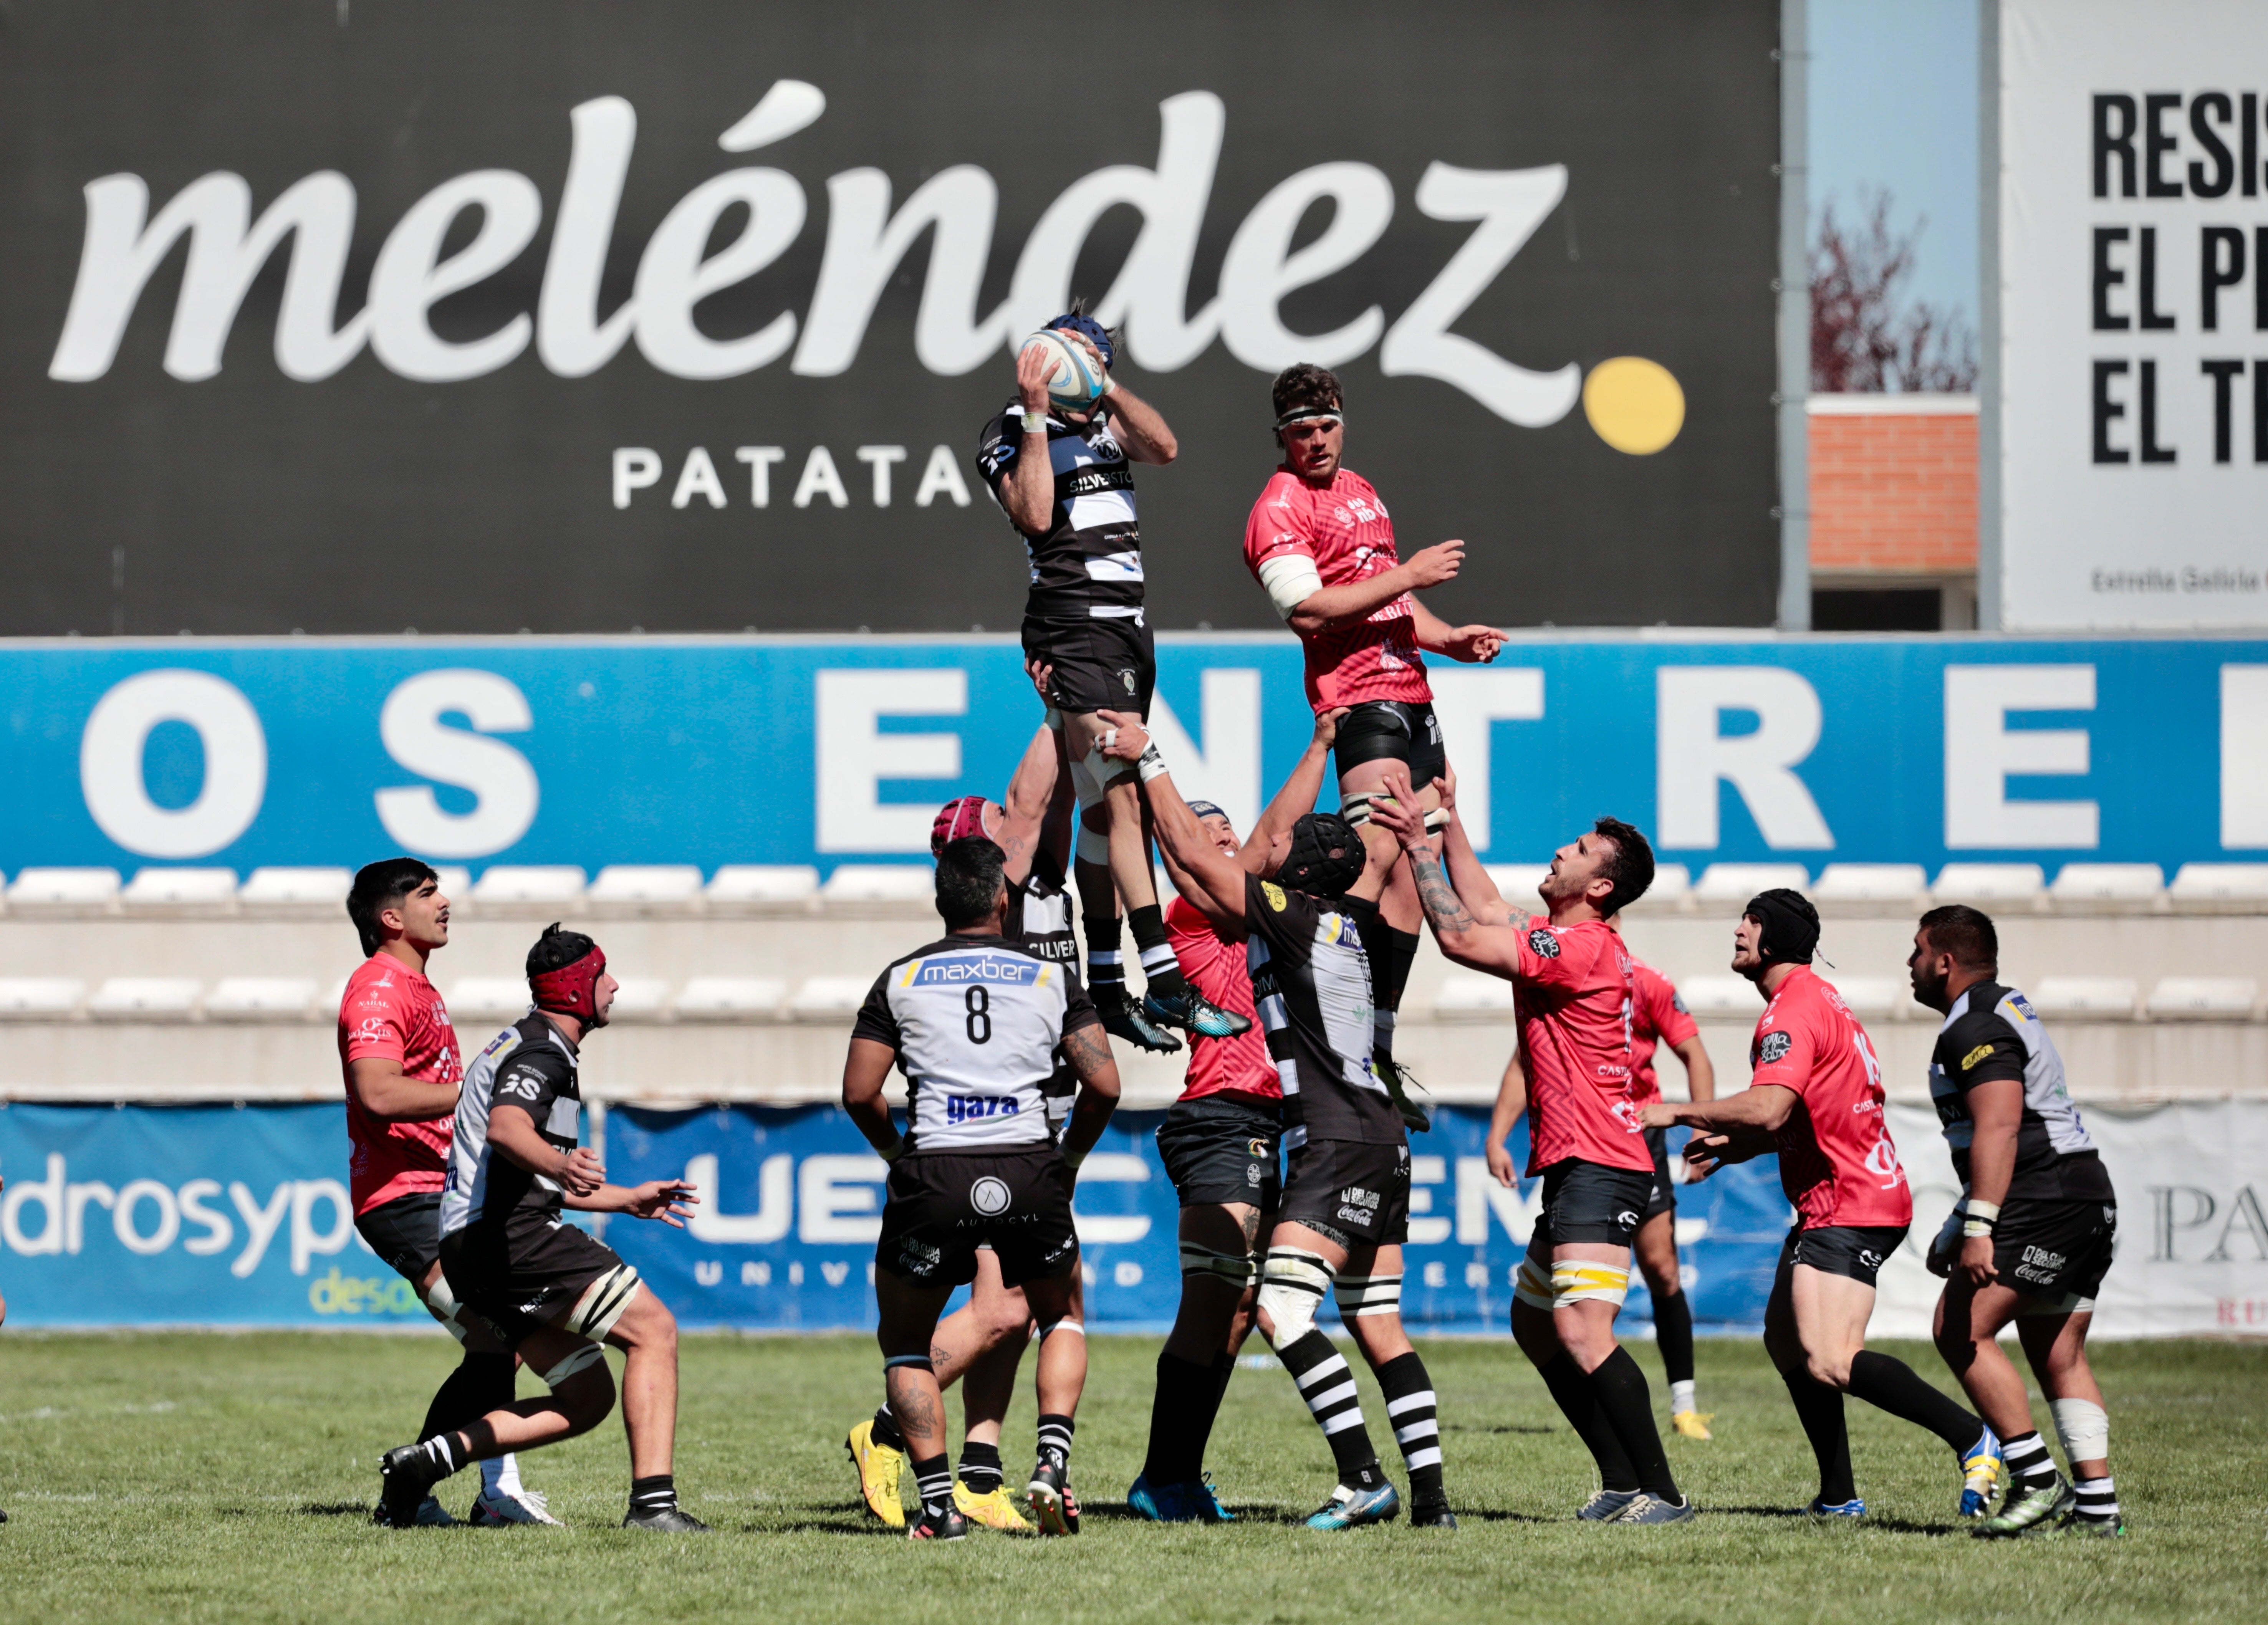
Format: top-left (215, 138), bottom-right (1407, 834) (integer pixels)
top-left (1256, 1247), bottom-right (1336, 1345)
top-left (540, 1342), bottom-right (606, 1388)
top-left (422, 1276), bottom-right (470, 1346)
top-left (1083, 745), bottom-right (1136, 789)
top-left (1341, 791), bottom-right (1381, 827)
top-left (1513, 1255), bottom-right (1555, 1312)
top-left (1068, 753), bottom-right (1105, 813)
top-left (2052, 1397), bottom-right (2109, 1463)
top-left (1038, 1318), bottom-right (1084, 1342)
top-left (883, 1354), bottom-right (934, 1371)
top-left (1334, 1273), bottom-right (1403, 1318)
top-left (1550, 1259), bottom-right (1630, 1309)
top-left (1180, 1241), bottom-right (1258, 1287)
top-left (562, 1264), bottom-right (641, 1342)
top-left (1076, 822), bottom-right (1111, 866)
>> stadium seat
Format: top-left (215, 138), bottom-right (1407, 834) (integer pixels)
top-left (1483, 865), bottom-right (1548, 908)
top-left (588, 865), bottom-right (705, 915)
top-left (819, 865), bottom-right (932, 908)
top-left (122, 867), bottom-right (241, 914)
top-left (789, 976), bottom-right (874, 1021)
top-left (705, 865), bottom-right (821, 912)
top-left (2049, 863), bottom-right (2165, 912)
top-left (1628, 863), bottom-right (1692, 912)
top-left (1432, 974), bottom-right (1515, 1019)
top-left (449, 978), bottom-right (535, 1022)
top-left (237, 867), bottom-right (353, 914)
top-left (1931, 864), bottom-right (2046, 907)
top-left (1813, 864), bottom-right (1930, 909)
top-left (2167, 863), bottom-right (2268, 911)
top-left (1674, 975), bottom-right (1758, 1018)
top-left (204, 978), bottom-right (320, 1021)
top-left (0, 978), bottom-right (87, 1019)
top-left (2028, 976), bottom-right (2141, 1020)
top-left (673, 977), bottom-right (789, 1022)
top-left (471, 866), bottom-right (588, 915)
top-left (2146, 977), bottom-right (2261, 1020)
top-left (1693, 864), bottom-right (1810, 904)
top-left (87, 978), bottom-right (202, 1021)
top-left (606, 976), bottom-right (674, 1022)
top-left (7, 867), bottom-right (122, 914)
top-left (1819, 975), bottom-right (1906, 1019)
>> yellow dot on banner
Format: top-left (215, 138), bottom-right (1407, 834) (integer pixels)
top-left (1582, 357), bottom-right (1685, 455)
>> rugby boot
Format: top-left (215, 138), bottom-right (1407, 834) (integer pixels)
top-left (907, 1501), bottom-right (968, 1542)
top-left (1305, 1480), bottom-right (1401, 1531)
top-left (1191, 1474), bottom-right (1236, 1524)
top-left (1576, 1488), bottom-right (1643, 1522)
top-left (622, 1504), bottom-right (712, 1532)
top-left (1409, 1499), bottom-right (1458, 1529)
top-left (469, 1484), bottom-right (562, 1526)
top-left (1376, 1056), bottom-right (1431, 1134)
top-left (1807, 1497), bottom-right (1867, 1519)
top-left (1612, 1492), bottom-right (1698, 1525)
top-left (954, 1478), bottom-right (1033, 1533)
top-left (1026, 1458), bottom-right (1081, 1536)
top-left (1671, 1410), bottom-right (1716, 1442)
top-left (1144, 984), bottom-right (1252, 1041)
top-left (2053, 1512), bottom-right (2126, 1539)
top-left (1098, 988), bottom-right (1182, 1054)
top-left (1957, 1428), bottom-right (2005, 1519)
top-left (1973, 1474), bottom-right (2074, 1539)
top-left (1126, 1471), bottom-right (1197, 1523)
top-left (846, 1418), bottom-right (906, 1529)
top-left (376, 1441), bottom-right (457, 1528)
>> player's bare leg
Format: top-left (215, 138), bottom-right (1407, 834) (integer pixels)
top-left (948, 1256), bottom-right (1035, 1530)
top-left (1020, 1266), bottom-right (1087, 1535)
top-left (2013, 1309), bottom-right (2118, 1532)
top-left (874, 1266), bottom-right (965, 1539)
top-left (1938, 1280), bottom-right (2105, 1534)
top-left (1338, 1243), bottom-right (1453, 1526)
top-left (1253, 1219), bottom-right (1401, 1528)
top-left (1059, 727), bottom-right (1175, 1054)
top-left (1633, 1211), bottom-right (1708, 1439)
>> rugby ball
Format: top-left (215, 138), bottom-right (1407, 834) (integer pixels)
top-left (1022, 329), bottom-right (1108, 416)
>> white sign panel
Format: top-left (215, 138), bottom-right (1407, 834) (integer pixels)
top-left (2000, 0), bottom-right (2268, 628)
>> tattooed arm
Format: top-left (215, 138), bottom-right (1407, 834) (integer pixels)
top-left (1400, 841), bottom-right (1530, 975)
top-left (1058, 1019), bottom-right (1122, 1168)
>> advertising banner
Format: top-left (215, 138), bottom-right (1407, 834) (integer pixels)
top-left (3, 635), bottom-right (2266, 875)
top-left (3, 1099), bottom-right (2261, 1335)
top-left (0, 0), bottom-right (1781, 635)
top-left (2000, 0), bottom-right (2268, 628)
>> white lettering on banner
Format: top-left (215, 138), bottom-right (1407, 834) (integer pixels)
top-left (814, 669), bottom-right (965, 852)
top-left (1942, 665), bottom-right (2099, 849)
top-left (112, 1179), bottom-right (179, 1255)
top-left (1408, 1155), bottom-right (1451, 1246)
top-left (1655, 667), bottom-right (1834, 850)
top-left (80, 670), bottom-right (268, 859)
top-left (1454, 1156), bottom-right (1533, 1244)
top-left (694, 1260), bottom-right (723, 1287)
top-left (613, 446), bottom-right (662, 508)
top-left (1428, 668), bottom-right (1546, 852)
top-left (2221, 666), bottom-right (2268, 847)
top-left (289, 1180), bottom-right (354, 1275)
top-left (47, 88), bottom-right (1579, 420)
top-left (734, 446), bottom-right (788, 507)
top-left (821, 1260), bottom-right (851, 1286)
top-left (373, 670), bottom-right (540, 859)
top-left (855, 446), bottom-right (907, 507)
top-left (178, 1179), bottom-right (232, 1255)
top-left (793, 446), bottom-right (849, 510)
top-left (1145, 671), bottom-right (1261, 836)
top-left (1069, 1153), bottom-right (1152, 1245)
top-left (797, 1154), bottom-right (889, 1243)
top-left (1, 1155), bottom-right (66, 1254)
top-left (670, 447), bottom-right (727, 510)
top-left (913, 445), bottom-right (971, 509)
top-left (682, 1153), bottom-right (793, 1244)
top-left (227, 1180), bottom-right (291, 1278)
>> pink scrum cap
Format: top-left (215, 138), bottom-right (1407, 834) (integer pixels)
top-left (930, 795), bottom-right (993, 857)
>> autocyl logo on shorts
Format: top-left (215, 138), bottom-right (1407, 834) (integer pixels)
top-left (969, 1176), bottom-right (1011, 1215)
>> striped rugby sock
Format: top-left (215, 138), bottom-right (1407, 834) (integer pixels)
top-left (2073, 1475), bottom-right (2119, 1522)
top-left (2001, 1429), bottom-right (2060, 1490)
top-left (1277, 1330), bottom-right (1384, 1491)
top-left (1376, 1350), bottom-right (1445, 1506)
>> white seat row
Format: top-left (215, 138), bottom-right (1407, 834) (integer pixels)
top-left (1432, 971), bottom-right (2265, 1024)
top-left (0, 973), bottom-right (885, 1025)
top-left (1481, 861), bottom-right (2268, 914)
top-left (0, 864), bottom-right (945, 917)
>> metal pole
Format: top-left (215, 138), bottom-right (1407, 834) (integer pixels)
top-left (1777, 0), bottom-right (1811, 631)
top-left (1975, 0), bottom-right (2003, 630)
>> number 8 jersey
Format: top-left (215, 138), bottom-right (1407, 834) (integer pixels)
top-left (851, 933), bottom-right (1103, 1153)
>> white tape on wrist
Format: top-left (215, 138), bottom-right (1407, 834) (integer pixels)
top-left (1136, 743), bottom-right (1168, 783)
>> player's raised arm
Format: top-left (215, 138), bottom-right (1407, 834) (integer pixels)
top-left (1094, 710), bottom-right (1250, 922)
top-left (993, 723), bottom-right (1060, 885)
top-left (1241, 706), bottom-right (1347, 873)
top-left (1098, 374), bottom-right (1177, 464)
top-left (1367, 770), bottom-right (1526, 974)
top-left (1430, 767), bottom-right (1518, 928)
top-left (995, 342), bottom-right (1061, 534)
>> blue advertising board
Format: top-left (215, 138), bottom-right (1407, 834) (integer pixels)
top-left (0, 1102), bottom-right (1794, 1333)
top-left (2, 634), bottom-right (2264, 875)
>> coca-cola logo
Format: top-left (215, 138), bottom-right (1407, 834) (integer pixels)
top-left (46, 81), bottom-right (1604, 427)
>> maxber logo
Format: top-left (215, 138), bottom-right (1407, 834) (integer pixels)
top-left (43, 81), bottom-right (1623, 428)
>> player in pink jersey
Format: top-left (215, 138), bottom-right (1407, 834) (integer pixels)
top-left (1489, 938), bottom-right (1719, 1438)
top-left (1371, 771), bottom-right (1689, 1526)
top-left (342, 858), bottom-right (553, 1527)
top-left (1241, 364), bottom-right (1506, 1131)
top-left (1646, 888), bottom-right (2003, 1522)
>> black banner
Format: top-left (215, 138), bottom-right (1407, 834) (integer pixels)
top-left (0, 0), bottom-right (1781, 634)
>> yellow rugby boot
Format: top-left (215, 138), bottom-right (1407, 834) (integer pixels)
top-left (1671, 1410), bottom-right (1716, 1441)
top-left (955, 1478), bottom-right (1035, 1533)
top-left (846, 1418), bottom-right (906, 1529)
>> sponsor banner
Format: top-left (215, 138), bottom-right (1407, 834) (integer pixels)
top-left (2000, 0), bottom-right (2268, 628)
top-left (0, 0), bottom-right (1779, 635)
top-left (3, 1100), bottom-right (2258, 1333)
top-left (2, 635), bottom-right (2266, 873)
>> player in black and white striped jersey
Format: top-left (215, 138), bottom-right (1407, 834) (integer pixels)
top-left (843, 839), bottom-right (1122, 1541)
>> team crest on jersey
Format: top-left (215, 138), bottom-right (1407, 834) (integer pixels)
top-left (1262, 881), bottom-right (1288, 912)
top-left (1527, 928), bottom-right (1560, 958)
top-left (1758, 1030), bottom-right (1793, 1064)
top-left (1961, 1043), bottom-right (1995, 1071)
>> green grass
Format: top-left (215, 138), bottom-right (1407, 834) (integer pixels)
top-left (0, 1330), bottom-right (2263, 1623)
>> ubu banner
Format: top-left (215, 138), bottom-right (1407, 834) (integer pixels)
top-left (2, 635), bottom-right (2265, 871)
top-left (0, 0), bottom-right (1779, 635)
top-left (2, 1100), bottom-right (2263, 1334)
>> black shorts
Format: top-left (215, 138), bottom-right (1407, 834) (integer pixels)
top-left (1332, 700), bottom-right (1446, 788)
top-left (1157, 1094), bottom-right (1282, 1208)
top-left (1998, 1199), bottom-right (2117, 1306)
top-left (1024, 613), bottom-right (1154, 716)
top-left (1780, 1223), bottom-right (1909, 1289)
top-left (1278, 1137), bottom-right (1409, 1249)
top-left (440, 1215), bottom-right (632, 1348)
top-left (877, 1143), bottom-right (1079, 1289)
top-left (355, 1191), bottom-right (443, 1286)
top-left (1643, 1127), bottom-right (1677, 1220)
top-left (1532, 1158), bottom-right (1655, 1249)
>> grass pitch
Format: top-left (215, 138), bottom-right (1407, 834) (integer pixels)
top-left (0, 1330), bottom-right (2262, 1623)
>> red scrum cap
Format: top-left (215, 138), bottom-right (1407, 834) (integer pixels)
top-left (931, 795), bottom-right (993, 857)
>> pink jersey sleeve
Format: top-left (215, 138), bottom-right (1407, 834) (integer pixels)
top-left (342, 976), bottom-right (410, 1066)
top-left (1243, 475), bottom-right (1316, 578)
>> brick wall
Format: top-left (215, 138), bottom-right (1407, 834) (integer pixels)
top-left (1808, 395), bottom-right (1977, 574)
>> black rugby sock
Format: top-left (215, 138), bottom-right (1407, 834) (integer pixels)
top-left (1375, 1350), bottom-right (1446, 1507)
top-left (628, 1474), bottom-right (676, 1514)
top-left (1653, 1290), bottom-right (1695, 1389)
top-left (1085, 907), bottom-right (1124, 996)
top-left (1128, 904), bottom-right (1190, 1000)
top-left (1143, 1351), bottom-right (1218, 1484)
top-left (1537, 1352), bottom-right (1638, 1492)
top-left (1845, 1350), bottom-right (1984, 1455)
top-left (1372, 925), bottom-right (1421, 1066)
top-left (869, 1404), bottom-right (905, 1453)
top-left (1779, 1363), bottom-right (1856, 1505)
top-left (956, 1440), bottom-right (1003, 1496)
top-left (420, 1350), bottom-right (513, 1444)
top-left (1586, 1347), bottom-right (1679, 1501)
